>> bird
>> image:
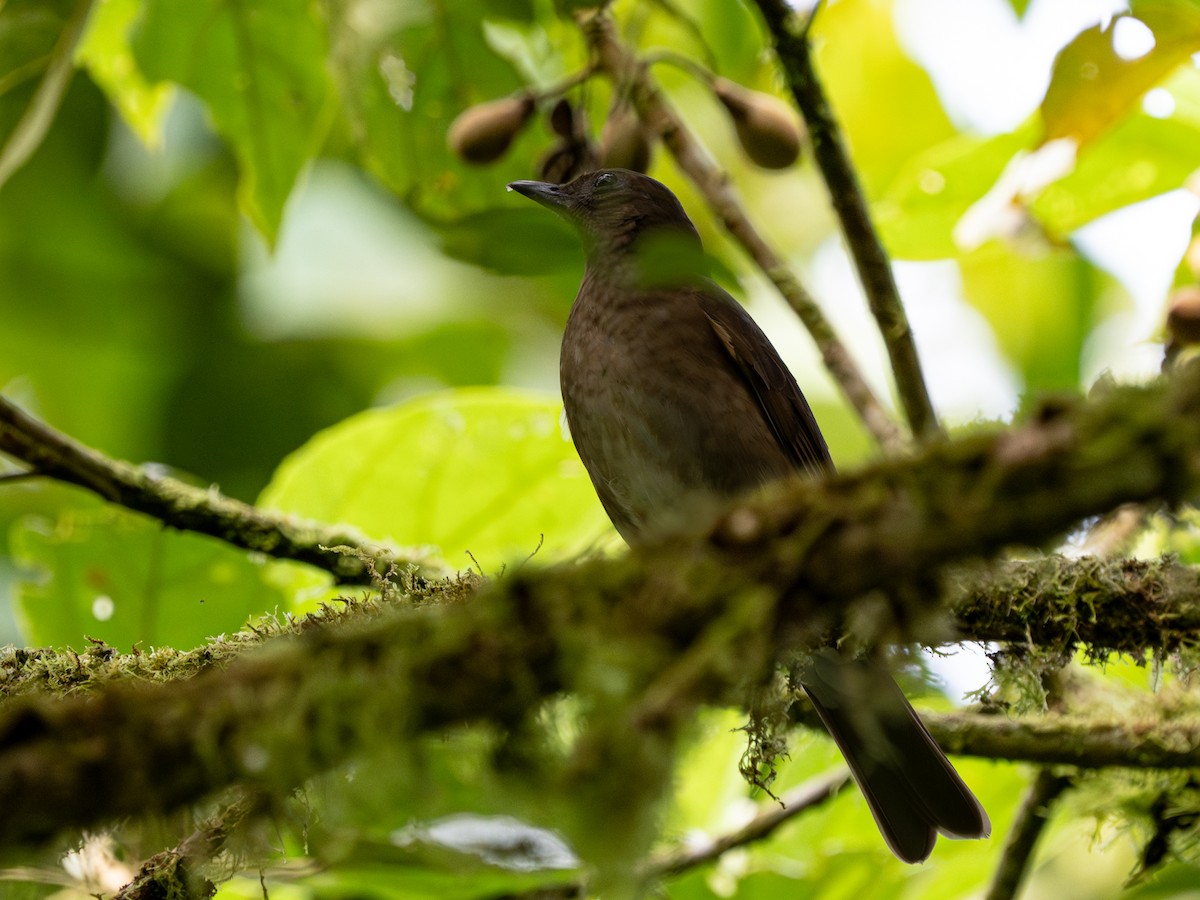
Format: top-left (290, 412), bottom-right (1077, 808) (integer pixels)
top-left (507, 168), bottom-right (989, 863)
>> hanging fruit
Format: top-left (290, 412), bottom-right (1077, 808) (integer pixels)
top-left (1168, 285), bottom-right (1200, 346)
top-left (538, 98), bottom-right (598, 183)
top-left (711, 78), bottom-right (803, 170)
top-left (599, 99), bottom-right (654, 173)
top-left (447, 93), bottom-right (536, 165)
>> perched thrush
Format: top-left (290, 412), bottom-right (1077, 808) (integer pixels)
top-left (509, 168), bottom-right (989, 862)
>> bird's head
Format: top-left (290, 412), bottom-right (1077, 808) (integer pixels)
top-left (508, 169), bottom-right (702, 271)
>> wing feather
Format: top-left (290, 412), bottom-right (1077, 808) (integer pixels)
top-left (698, 287), bottom-right (833, 478)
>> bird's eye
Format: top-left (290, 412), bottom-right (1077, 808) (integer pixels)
top-left (595, 172), bottom-right (616, 189)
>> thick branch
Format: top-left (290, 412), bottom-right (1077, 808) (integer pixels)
top-left (2, 367), bottom-right (1199, 846)
top-left (944, 556), bottom-right (1200, 658)
top-left (751, 0), bottom-right (941, 440)
top-left (925, 710), bottom-right (1200, 769)
top-left (582, 11), bottom-right (904, 450)
top-left (0, 395), bottom-right (405, 583)
top-left (2, 555), bottom-right (1196, 704)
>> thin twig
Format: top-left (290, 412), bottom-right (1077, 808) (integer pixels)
top-left (0, 395), bottom-right (407, 583)
top-left (496, 770), bottom-right (851, 899)
top-left (581, 10), bottom-right (904, 451)
top-left (984, 769), bottom-right (1072, 900)
top-left (752, 0), bottom-right (942, 441)
top-left (642, 769), bottom-right (851, 881)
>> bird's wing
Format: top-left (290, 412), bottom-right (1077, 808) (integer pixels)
top-left (697, 286), bottom-right (834, 478)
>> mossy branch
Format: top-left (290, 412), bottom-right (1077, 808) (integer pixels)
top-left (945, 556), bottom-right (1200, 659)
top-left (2, 366), bottom-right (1200, 847)
top-left (924, 710), bottom-right (1200, 769)
top-left (3, 555), bottom-right (1195, 705)
top-left (0, 395), bottom-right (408, 583)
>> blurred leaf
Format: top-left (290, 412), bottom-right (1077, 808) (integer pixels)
top-left (1034, 111), bottom-right (1200, 235)
top-left (1034, 64), bottom-right (1200, 234)
top-left (882, 63), bottom-right (1200, 252)
top-left (11, 507), bottom-right (288, 651)
top-left (324, 0), bottom-right (537, 220)
top-left (1007, 0), bottom-right (1033, 19)
top-left (131, 0), bottom-right (335, 239)
top-left (258, 387), bottom-right (615, 573)
top-left (812, 0), bottom-right (956, 197)
top-left (435, 206), bottom-right (579, 274)
top-left (1041, 3), bottom-right (1200, 149)
top-left (76, 0), bottom-right (174, 145)
top-left (959, 242), bottom-right (1111, 394)
top-left (481, 0), bottom-right (537, 21)
top-left (876, 125), bottom-right (1037, 260)
top-left (221, 859), bottom-right (573, 900)
top-left (663, 709), bottom-right (753, 835)
top-left (0, 878), bottom-right (58, 900)
top-left (0, 77), bottom-right (199, 460)
top-left (0, 0), bottom-right (91, 189)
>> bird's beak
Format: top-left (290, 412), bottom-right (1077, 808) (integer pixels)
top-left (507, 180), bottom-right (573, 216)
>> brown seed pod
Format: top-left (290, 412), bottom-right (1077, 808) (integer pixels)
top-left (548, 97), bottom-right (576, 138)
top-left (447, 94), bottom-right (535, 165)
top-left (599, 100), bottom-right (654, 173)
top-left (1167, 284), bottom-right (1200, 345)
top-left (712, 77), bottom-right (803, 170)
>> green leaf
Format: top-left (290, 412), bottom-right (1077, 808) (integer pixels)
top-left (258, 387), bottom-right (615, 573)
top-left (1041, 3), bottom-right (1200, 148)
top-left (131, 0), bottom-right (335, 239)
top-left (1007, 0), bottom-right (1034, 20)
top-left (875, 125), bottom-right (1037, 261)
top-left (959, 242), bottom-right (1111, 394)
top-left (11, 507), bottom-right (289, 651)
top-left (435, 207), bottom-right (579, 275)
top-left (75, 0), bottom-right (173, 145)
top-left (323, 0), bottom-right (536, 218)
top-left (1034, 64), bottom-right (1200, 234)
top-left (813, 0), bottom-right (956, 197)
top-left (0, 0), bottom-right (92, 190)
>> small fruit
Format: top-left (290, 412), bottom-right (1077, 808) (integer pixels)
top-left (599, 100), bottom-right (654, 173)
top-left (712, 77), bottom-right (802, 170)
top-left (1167, 284), bottom-right (1200, 345)
top-left (447, 94), bottom-right (535, 165)
top-left (549, 98), bottom-right (576, 138)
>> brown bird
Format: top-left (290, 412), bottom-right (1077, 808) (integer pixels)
top-left (508, 168), bottom-right (989, 863)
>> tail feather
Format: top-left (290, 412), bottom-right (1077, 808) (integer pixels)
top-left (801, 650), bottom-right (990, 863)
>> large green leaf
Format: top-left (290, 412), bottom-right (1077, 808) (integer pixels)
top-left (131, 0), bottom-right (335, 238)
top-left (959, 242), bottom-right (1112, 395)
top-left (324, 0), bottom-right (538, 219)
top-left (877, 61), bottom-right (1200, 258)
top-left (1034, 64), bottom-right (1200, 235)
top-left (12, 507), bottom-right (288, 651)
top-left (0, 77), bottom-right (200, 463)
top-left (258, 387), bottom-right (615, 573)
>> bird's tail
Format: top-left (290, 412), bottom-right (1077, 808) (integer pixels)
top-left (800, 649), bottom-right (991, 863)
